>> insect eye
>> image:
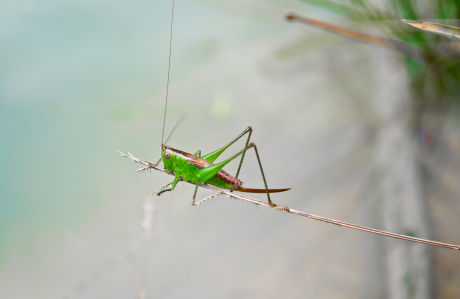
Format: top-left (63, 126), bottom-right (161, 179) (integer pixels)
top-left (164, 152), bottom-right (170, 159)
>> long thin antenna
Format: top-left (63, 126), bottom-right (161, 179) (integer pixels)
top-left (164, 115), bottom-right (185, 145)
top-left (154, 116), bottom-right (185, 167)
top-left (161, 0), bottom-right (175, 145)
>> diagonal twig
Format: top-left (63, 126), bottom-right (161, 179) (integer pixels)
top-left (119, 151), bottom-right (460, 251)
top-left (285, 12), bottom-right (426, 62)
top-left (402, 19), bottom-right (460, 40)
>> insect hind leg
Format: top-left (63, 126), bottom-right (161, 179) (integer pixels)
top-left (202, 126), bottom-right (252, 163)
top-left (234, 126), bottom-right (252, 179)
top-left (233, 129), bottom-right (274, 205)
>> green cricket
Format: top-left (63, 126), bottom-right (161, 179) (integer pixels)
top-left (154, 0), bottom-right (289, 205)
top-left (157, 126), bottom-right (290, 205)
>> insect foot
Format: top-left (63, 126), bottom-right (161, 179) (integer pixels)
top-left (274, 205), bottom-right (290, 212)
top-left (155, 182), bottom-right (173, 196)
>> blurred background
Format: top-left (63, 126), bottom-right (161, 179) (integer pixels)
top-left (1, 0), bottom-right (459, 298)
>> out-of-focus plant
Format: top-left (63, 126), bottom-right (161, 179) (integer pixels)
top-left (300, 0), bottom-right (460, 125)
top-left (402, 19), bottom-right (460, 41)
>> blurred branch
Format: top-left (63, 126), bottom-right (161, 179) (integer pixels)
top-left (285, 12), bottom-right (425, 62)
top-left (119, 151), bottom-right (460, 251)
top-left (402, 19), bottom-right (460, 40)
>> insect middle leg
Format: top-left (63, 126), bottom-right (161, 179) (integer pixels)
top-left (235, 140), bottom-right (274, 205)
top-left (192, 150), bottom-right (202, 205)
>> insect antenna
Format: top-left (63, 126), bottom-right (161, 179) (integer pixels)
top-left (154, 116), bottom-right (184, 167)
top-left (164, 115), bottom-right (185, 145)
top-left (161, 0), bottom-right (175, 146)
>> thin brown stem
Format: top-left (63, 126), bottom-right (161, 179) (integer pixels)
top-left (285, 12), bottom-right (425, 62)
top-left (119, 151), bottom-right (460, 251)
top-left (402, 19), bottom-right (460, 41)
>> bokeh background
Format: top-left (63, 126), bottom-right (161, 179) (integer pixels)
top-left (1, 0), bottom-right (459, 298)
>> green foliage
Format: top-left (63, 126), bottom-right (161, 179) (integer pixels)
top-left (302, 0), bottom-right (460, 110)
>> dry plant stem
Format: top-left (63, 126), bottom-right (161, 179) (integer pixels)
top-left (119, 151), bottom-right (460, 251)
top-left (285, 12), bottom-right (425, 62)
top-left (402, 19), bottom-right (460, 40)
top-left (199, 190), bottom-right (460, 251)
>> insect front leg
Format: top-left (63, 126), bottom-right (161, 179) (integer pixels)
top-left (153, 157), bottom-right (162, 167)
top-left (156, 181), bottom-right (172, 194)
top-left (157, 172), bottom-right (180, 196)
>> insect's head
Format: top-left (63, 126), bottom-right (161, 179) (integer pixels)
top-left (161, 144), bottom-right (174, 172)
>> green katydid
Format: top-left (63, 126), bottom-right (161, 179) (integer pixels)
top-left (154, 0), bottom-right (289, 205)
top-left (157, 126), bottom-right (290, 205)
